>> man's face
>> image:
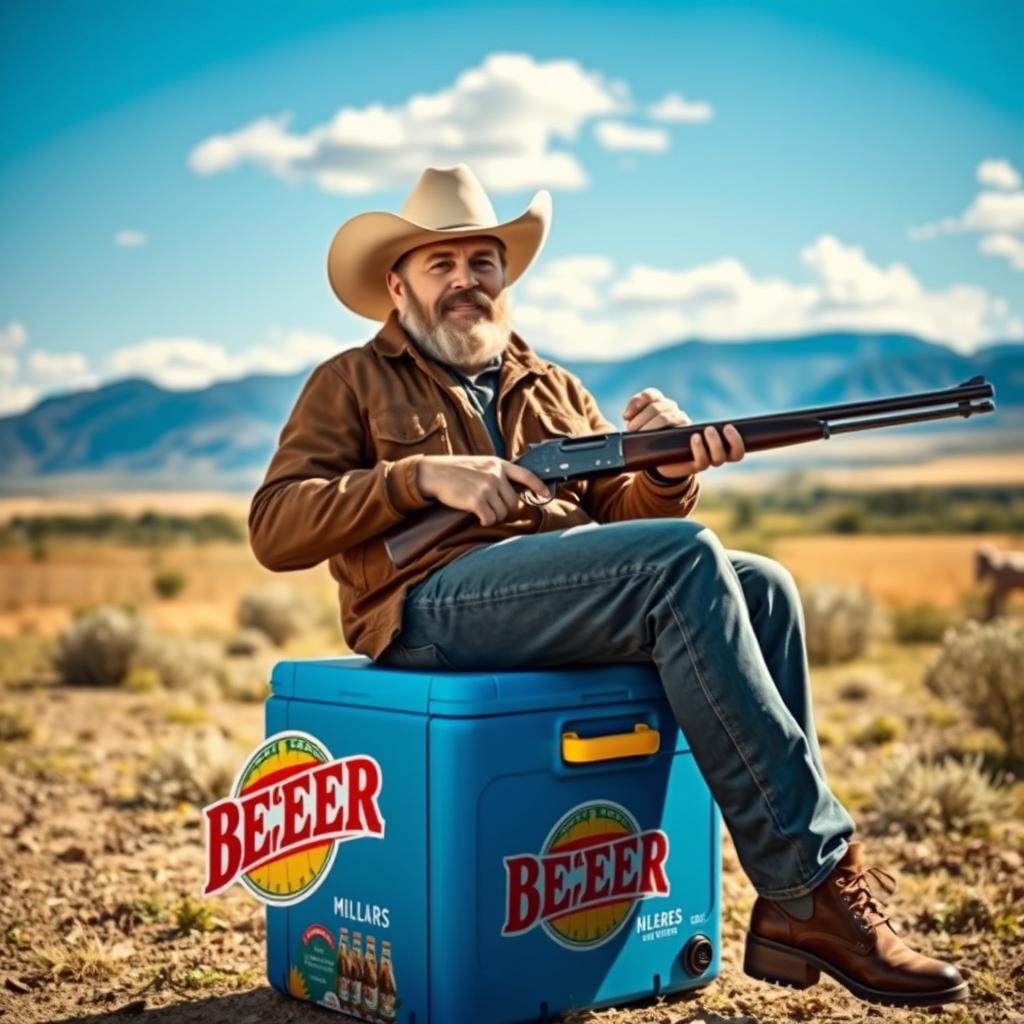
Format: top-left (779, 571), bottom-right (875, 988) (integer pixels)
top-left (385, 235), bottom-right (512, 374)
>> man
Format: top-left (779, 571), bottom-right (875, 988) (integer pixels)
top-left (249, 165), bottom-right (967, 1009)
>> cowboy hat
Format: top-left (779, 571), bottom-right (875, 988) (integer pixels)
top-left (327, 164), bottom-right (552, 321)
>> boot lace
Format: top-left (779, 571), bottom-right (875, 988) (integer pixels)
top-left (835, 865), bottom-right (897, 931)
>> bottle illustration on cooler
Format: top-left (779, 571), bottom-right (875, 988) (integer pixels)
top-left (378, 939), bottom-right (398, 1021)
top-left (362, 935), bottom-right (379, 1016)
top-left (335, 928), bottom-right (350, 1009)
top-left (349, 932), bottom-right (363, 1010)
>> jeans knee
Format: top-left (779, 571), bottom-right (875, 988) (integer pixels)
top-left (747, 553), bottom-right (802, 621)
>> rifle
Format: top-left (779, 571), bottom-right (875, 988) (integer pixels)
top-left (383, 375), bottom-right (996, 569)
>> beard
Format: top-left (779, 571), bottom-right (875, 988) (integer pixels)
top-left (398, 281), bottom-right (512, 374)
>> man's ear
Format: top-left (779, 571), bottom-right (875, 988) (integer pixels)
top-left (385, 270), bottom-right (404, 305)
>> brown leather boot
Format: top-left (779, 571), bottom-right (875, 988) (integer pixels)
top-left (744, 841), bottom-right (969, 1008)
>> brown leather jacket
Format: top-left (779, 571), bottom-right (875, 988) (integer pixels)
top-left (249, 311), bottom-right (701, 659)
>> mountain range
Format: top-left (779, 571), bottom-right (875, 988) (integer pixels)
top-left (1, 331), bottom-right (1021, 492)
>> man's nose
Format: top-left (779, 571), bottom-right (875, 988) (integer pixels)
top-left (449, 257), bottom-right (480, 291)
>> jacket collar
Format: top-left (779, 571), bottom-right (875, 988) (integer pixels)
top-left (371, 309), bottom-right (550, 378)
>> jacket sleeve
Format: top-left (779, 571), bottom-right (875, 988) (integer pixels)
top-left (567, 374), bottom-right (701, 524)
top-left (248, 361), bottom-right (433, 571)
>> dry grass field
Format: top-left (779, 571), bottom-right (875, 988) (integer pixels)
top-left (1, 484), bottom-right (1022, 1024)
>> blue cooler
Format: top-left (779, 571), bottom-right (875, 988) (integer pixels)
top-left (265, 656), bottom-right (722, 1023)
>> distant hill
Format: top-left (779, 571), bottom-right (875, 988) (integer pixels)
top-left (1, 331), bottom-right (1021, 492)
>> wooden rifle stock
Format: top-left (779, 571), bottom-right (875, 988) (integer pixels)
top-left (382, 376), bottom-right (996, 570)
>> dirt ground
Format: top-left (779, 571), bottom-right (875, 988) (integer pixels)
top-left (1, 505), bottom-right (1023, 1024)
top-left (1, 637), bottom-right (1022, 1024)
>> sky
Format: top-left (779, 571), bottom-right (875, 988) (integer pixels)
top-left (1, 0), bottom-right (1022, 414)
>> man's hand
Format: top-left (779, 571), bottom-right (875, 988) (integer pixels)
top-left (416, 455), bottom-right (552, 526)
top-left (623, 387), bottom-right (746, 478)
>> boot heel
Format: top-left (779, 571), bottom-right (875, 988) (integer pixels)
top-left (744, 935), bottom-right (820, 989)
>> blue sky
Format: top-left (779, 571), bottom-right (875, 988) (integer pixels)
top-left (1, 0), bottom-right (1022, 413)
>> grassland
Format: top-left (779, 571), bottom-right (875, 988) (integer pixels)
top-left (0, 482), bottom-right (1022, 1023)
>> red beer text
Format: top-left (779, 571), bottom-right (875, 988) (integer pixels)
top-left (204, 755), bottom-right (385, 896)
top-left (502, 828), bottom-right (670, 935)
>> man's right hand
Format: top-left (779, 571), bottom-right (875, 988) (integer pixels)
top-left (416, 455), bottom-right (552, 526)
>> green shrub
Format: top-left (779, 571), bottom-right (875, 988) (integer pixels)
top-left (237, 585), bottom-right (322, 646)
top-left (892, 603), bottom-right (953, 644)
top-left (925, 619), bottom-right (1024, 760)
top-left (0, 702), bottom-right (34, 742)
top-left (54, 607), bottom-right (149, 686)
top-left (852, 714), bottom-right (904, 746)
top-left (152, 569), bottom-right (187, 600)
top-left (799, 580), bottom-right (883, 665)
top-left (872, 752), bottom-right (1012, 838)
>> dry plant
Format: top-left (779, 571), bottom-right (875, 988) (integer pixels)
top-left (872, 752), bottom-right (1012, 838)
top-left (137, 727), bottom-right (238, 808)
top-left (0, 701), bottom-right (34, 742)
top-left (799, 580), bottom-right (884, 665)
top-left (32, 924), bottom-right (132, 982)
top-left (134, 634), bottom-right (227, 703)
top-left (237, 584), bottom-right (323, 646)
top-left (54, 605), bottom-right (150, 686)
top-left (924, 618), bottom-right (1024, 760)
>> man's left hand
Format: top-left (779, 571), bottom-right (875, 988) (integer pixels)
top-left (623, 387), bottom-right (746, 478)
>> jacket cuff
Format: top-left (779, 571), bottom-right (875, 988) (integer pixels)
top-left (636, 467), bottom-right (700, 509)
top-left (644, 467), bottom-right (696, 490)
top-left (384, 455), bottom-right (432, 515)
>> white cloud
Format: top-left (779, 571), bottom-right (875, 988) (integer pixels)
top-left (27, 350), bottom-right (96, 388)
top-left (977, 158), bottom-right (1021, 191)
top-left (106, 329), bottom-right (355, 390)
top-left (909, 158), bottom-right (1024, 272)
top-left (979, 232), bottom-right (1024, 270)
top-left (189, 53), bottom-right (633, 194)
top-left (594, 120), bottom-right (669, 153)
top-left (114, 229), bottom-right (148, 247)
top-left (647, 92), bottom-right (714, 123)
top-left (512, 234), bottom-right (1019, 359)
top-left (0, 344), bottom-right (97, 415)
top-left (522, 255), bottom-right (614, 310)
top-left (0, 320), bottom-right (27, 351)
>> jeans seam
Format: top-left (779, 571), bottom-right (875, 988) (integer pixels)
top-left (407, 562), bottom-right (660, 609)
top-left (644, 564), bottom-right (812, 884)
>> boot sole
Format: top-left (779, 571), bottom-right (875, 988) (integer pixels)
top-left (744, 933), bottom-right (970, 1009)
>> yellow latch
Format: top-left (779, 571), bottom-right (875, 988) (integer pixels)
top-left (561, 723), bottom-right (660, 764)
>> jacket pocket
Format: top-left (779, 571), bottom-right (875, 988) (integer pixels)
top-left (369, 407), bottom-right (453, 461)
top-left (532, 406), bottom-right (590, 441)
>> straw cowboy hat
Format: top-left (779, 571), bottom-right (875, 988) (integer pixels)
top-left (327, 164), bottom-right (552, 322)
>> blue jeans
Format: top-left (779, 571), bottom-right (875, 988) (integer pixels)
top-left (378, 517), bottom-right (855, 899)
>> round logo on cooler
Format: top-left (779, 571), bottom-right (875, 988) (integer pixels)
top-left (541, 801), bottom-right (642, 949)
top-left (236, 732), bottom-right (338, 904)
top-left (502, 799), bottom-right (671, 950)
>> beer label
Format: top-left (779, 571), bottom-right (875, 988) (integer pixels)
top-left (336, 977), bottom-right (349, 1001)
top-left (202, 731), bottom-right (385, 906)
top-left (379, 992), bottom-right (397, 1020)
top-left (363, 982), bottom-right (379, 1010)
top-left (502, 800), bottom-right (670, 950)
top-left (351, 980), bottom-right (363, 1004)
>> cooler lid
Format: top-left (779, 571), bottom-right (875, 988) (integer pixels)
top-left (271, 657), bottom-right (666, 717)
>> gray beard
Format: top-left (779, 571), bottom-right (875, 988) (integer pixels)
top-left (399, 289), bottom-right (512, 375)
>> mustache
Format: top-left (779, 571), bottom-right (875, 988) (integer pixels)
top-left (439, 289), bottom-right (493, 314)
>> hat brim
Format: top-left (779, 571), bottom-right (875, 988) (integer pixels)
top-left (327, 190), bottom-right (552, 322)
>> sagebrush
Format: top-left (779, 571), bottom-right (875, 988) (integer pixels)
top-left (799, 580), bottom-right (883, 665)
top-left (924, 618), bottom-right (1024, 760)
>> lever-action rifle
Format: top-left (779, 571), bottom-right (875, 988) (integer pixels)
top-left (383, 375), bottom-right (996, 569)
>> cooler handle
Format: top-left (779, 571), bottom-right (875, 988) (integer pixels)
top-left (561, 723), bottom-right (660, 763)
